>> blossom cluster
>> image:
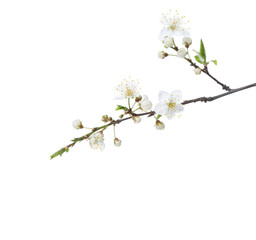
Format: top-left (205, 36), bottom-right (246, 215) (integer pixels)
top-left (72, 77), bottom-right (184, 151)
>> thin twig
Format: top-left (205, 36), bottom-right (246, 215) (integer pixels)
top-left (171, 47), bottom-right (231, 91)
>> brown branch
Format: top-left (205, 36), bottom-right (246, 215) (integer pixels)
top-left (50, 82), bottom-right (256, 159)
top-left (182, 83), bottom-right (256, 105)
top-left (171, 46), bottom-right (231, 91)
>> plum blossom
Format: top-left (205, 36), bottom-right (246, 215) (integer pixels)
top-left (155, 90), bottom-right (184, 119)
top-left (159, 10), bottom-right (190, 41)
top-left (115, 78), bottom-right (140, 100)
top-left (89, 132), bottom-right (105, 151)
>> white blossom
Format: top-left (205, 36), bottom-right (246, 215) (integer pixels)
top-left (114, 138), bottom-right (122, 147)
top-left (163, 36), bottom-right (174, 48)
top-left (194, 68), bottom-right (201, 75)
top-left (72, 119), bottom-right (83, 129)
top-left (182, 37), bottom-right (192, 47)
top-left (158, 51), bottom-right (168, 59)
top-left (89, 132), bottom-right (105, 151)
top-left (159, 10), bottom-right (190, 41)
top-left (132, 116), bottom-right (141, 124)
top-left (155, 90), bottom-right (184, 119)
top-left (140, 95), bottom-right (152, 111)
top-left (177, 48), bottom-right (187, 58)
top-left (155, 120), bottom-right (165, 130)
top-left (115, 77), bottom-right (140, 100)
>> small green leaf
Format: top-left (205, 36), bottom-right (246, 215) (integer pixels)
top-left (200, 39), bottom-right (206, 62)
top-left (156, 114), bottom-right (162, 120)
top-left (211, 60), bottom-right (217, 65)
top-left (50, 148), bottom-right (66, 159)
top-left (194, 55), bottom-right (204, 64)
top-left (116, 105), bottom-right (127, 111)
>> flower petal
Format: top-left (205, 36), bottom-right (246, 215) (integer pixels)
top-left (158, 91), bottom-right (170, 102)
top-left (165, 108), bottom-right (175, 120)
top-left (170, 90), bottom-right (182, 102)
top-left (159, 28), bottom-right (173, 41)
top-left (155, 102), bottom-right (168, 115)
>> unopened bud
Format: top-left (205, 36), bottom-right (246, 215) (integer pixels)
top-left (194, 68), bottom-right (201, 75)
top-left (182, 37), bottom-right (192, 48)
top-left (177, 48), bottom-right (187, 58)
top-left (158, 51), bottom-right (168, 59)
top-left (102, 115), bottom-right (110, 123)
top-left (135, 95), bottom-right (142, 102)
top-left (119, 114), bottom-right (124, 119)
top-left (132, 116), bottom-right (141, 124)
top-left (114, 138), bottom-right (122, 147)
top-left (163, 36), bottom-right (174, 48)
top-left (155, 120), bottom-right (165, 130)
top-left (72, 119), bottom-right (83, 129)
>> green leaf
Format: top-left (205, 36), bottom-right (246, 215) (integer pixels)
top-left (211, 60), bottom-right (217, 65)
top-left (50, 148), bottom-right (66, 159)
top-left (116, 105), bottom-right (127, 111)
top-left (200, 39), bottom-right (206, 62)
top-left (194, 55), bottom-right (204, 64)
top-left (156, 114), bottom-right (162, 120)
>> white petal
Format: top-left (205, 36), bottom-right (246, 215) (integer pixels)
top-left (175, 103), bottom-right (184, 113)
top-left (159, 28), bottom-right (173, 41)
top-left (114, 95), bottom-right (125, 100)
top-left (155, 102), bottom-right (168, 115)
top-left (165, 108), bottom-right (175, 119)
top-left (158, 91), bottom-right (170, 102)
top-left (170, 90), bottom-right (182, 102)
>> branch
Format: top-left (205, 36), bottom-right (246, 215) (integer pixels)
top-left (171, 46), bottom-right (231, 91)
top-left (50, 82), bottom-right (256, 159)
top-left (182, 83), bottom-right (256, 105)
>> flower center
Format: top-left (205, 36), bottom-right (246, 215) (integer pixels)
top-left (167, 101), bottom-right (176, 109)
top-left (125, 88), bottom-right (132, 97)
top-left (168, 23), bottom-right (178, 31)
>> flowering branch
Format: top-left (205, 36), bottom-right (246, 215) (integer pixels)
top-left (50, 9), bottom-right (256, 159)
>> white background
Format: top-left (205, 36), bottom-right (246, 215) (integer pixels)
top-left (0, 0), bottom-right (256, 239)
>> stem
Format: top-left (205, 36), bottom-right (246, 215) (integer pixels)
top-left (50, 82), bottom-right (256, 159)
top-left (171, 46), bottom-right (231, 92)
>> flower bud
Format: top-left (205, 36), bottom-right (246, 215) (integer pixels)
top-left (177, 48), bottom-right (187, 58)
top-left (102, 115), bottom-right (110, 123)
top-left (158, 51), bottom-right (168, 59)
top-left (72, 119), bottom-right (83, 129)
top-left (155, 120), bottom-right (165, 130)
top-left (119, 114), bottom-right (124, 119)
top-left (163, 36), bottom-right (174, 48)
top-left (194, 68), bottom-right (201, 75)
top-left (132, 116), bottom-right (141, 124)
top-left (135, 95), bottom-right (142, 102)
top-left (182, 37), bottom-right (192, 48)
top-left (140, 95), bottom-right (152, 111)
top-left (114, 138), bottom-right (122, 147)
